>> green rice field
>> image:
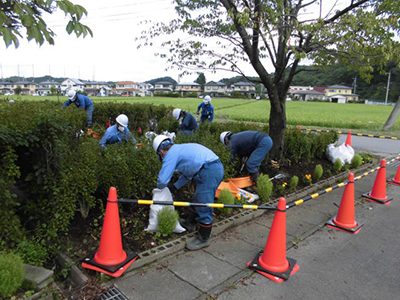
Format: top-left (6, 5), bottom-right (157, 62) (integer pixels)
top-left (4, 95), bottom-right (400, 137)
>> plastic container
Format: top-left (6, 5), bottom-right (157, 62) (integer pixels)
top-left (226, 176), bottom-right (254, 188)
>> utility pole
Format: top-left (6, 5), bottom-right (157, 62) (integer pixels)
top-left (385, 70), bottom-right (391, 105)
top-left (352, 76), bottom-right (357, 94)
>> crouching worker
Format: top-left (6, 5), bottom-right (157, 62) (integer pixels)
top-left (172, 108), bottom-right (199, 135)
top-left (62, 90), bottom-right (94, 128)
top-left (220, 131), bottom-right (273, 185)
top-left (153, 135), bottom-right (224, 250)
top-left (99, 114), bottom-right (136, 149)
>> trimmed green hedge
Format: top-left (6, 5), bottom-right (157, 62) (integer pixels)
top-left (0, 99), bottom-right (337, 264)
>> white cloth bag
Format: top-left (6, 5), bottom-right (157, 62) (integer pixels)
top-left (326, 143), bottom-right (355, 165)
top-left (145, 187), bottom-right (186, 233)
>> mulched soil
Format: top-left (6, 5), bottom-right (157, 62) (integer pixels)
top-left (55, 156), bottom-right (339, 299)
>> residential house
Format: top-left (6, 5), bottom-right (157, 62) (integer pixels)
top-left (291, 89), bottom-right (326, 101)
top-left (231, 81), bottom-right (257, 98)
top-left (138, 82), bottom-right (153, 97)
top-left (36, 80), bottom-right (61, 96)
top-left (60, 78), bottom-right (85, 94)
top-left (175, 82), bottom-right (201, 97)
top-left (0, 81), bottom-right (14, 95)
top-left (14, 81), bottom-right (37, 95)
top-left (148, 81), bottom-right (175, 96)
top-left (325, 85), bottom-right (359, 103)
top-left (204, 81), bottom-right (228, 97)
top-left (83, 80), bottom-right (111, 97)
top-left (112, 81), bottom-right (140, 97)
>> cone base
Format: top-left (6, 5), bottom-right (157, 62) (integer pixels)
top-left (387, 179), bottom-right (400, 186)
top-left (247, 252), bottom-right (299, 282)
top-left (81, 250), bottom-right (139, 277)
top-left (362, 192), bottom-right (392, 205)
top-left (326, 217), bottom-right (363, 234)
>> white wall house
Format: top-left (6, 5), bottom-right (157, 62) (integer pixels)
top-left (61, 78), bottom-right (85, 94)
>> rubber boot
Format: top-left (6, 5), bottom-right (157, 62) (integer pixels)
top-left (186, 223), bottom-right (212, 251)
top-left (250, 172), bottom-right (260, 186)
top-left (180, 209), bottom-right (198, 233)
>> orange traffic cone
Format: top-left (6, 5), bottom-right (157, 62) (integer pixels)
top-left (326, 173), bottom-right (363, 234)
top-left (362, 159), bottom-right (393, 205)
top-left (247, 197), bottom-right (300, 282)
top-left (387, 159), bottom-right (400, 186)
top-left (82, 187), bottom-right (138, 277)
top-left (345, 130), bottom-right (352, 147)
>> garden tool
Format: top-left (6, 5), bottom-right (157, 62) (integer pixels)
top-left (240, 157), bottom-right (248, 172)
top-left (269, 173), bottom-right (287, 181)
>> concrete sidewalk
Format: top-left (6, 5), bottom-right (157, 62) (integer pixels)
top-left (107, 156), bottom-right (400, 300)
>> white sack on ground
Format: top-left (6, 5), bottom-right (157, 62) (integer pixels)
top-left (326, 143), bottom-right (355, 165)
top-left (145, 187), bottom-right (186, 233)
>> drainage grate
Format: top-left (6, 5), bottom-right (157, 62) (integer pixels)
top-left (101, 287), bottom-right (129, 300)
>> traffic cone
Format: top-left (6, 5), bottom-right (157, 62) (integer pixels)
top-left (247, 197), bottom-right (299, 282)
top-left (345, 130), bottom-right (352, 147)
top-left (362, 159), bottom-right (393, 205)
top-left (82, 187), bottom-right (138, 277)
top-left (387, 159), bottom-right (400, 186)
top-left (326, 173), bottom-right (363, 234)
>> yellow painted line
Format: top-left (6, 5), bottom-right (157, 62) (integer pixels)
top-left (138, 200), bottom-right (154, 205)
top-left (174, 202), bottom-right (190, 207)
top-left (243, 205), bottom-right (258, 209)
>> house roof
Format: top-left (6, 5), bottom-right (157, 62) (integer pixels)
top-left (329, 93), bottom-right (359, 97)
top-left (313, 86), bottom-right (326, 93)
top-left (292, 90), bottom-right (324, 95)
top-left (176, 82), bottom-right (200, 86)
top-left (115, 81), bottom-right (138, 85)
top-left (65, 78), bottom-right (84, 84)
top-left (39, 81), bottom-right (60, 85)
top-left (205, 81), bottom-right (226, 86)
top-left (233, 81), bottom-right (256, 86)
top-left (155, 81), bottom-right (174, 85)
top-left (327, 85), bottom-right (352, 89)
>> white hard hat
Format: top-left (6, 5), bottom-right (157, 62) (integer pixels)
top-left (173, 108), bottom-right (182, 120)
top-left (153, 135), bottom-right (172, 153)
top-left (204, 95), bottom-right (212, 104)
top-left (67, 90), bottom-right (77, 100)
top-left (116, 114), bottom-right (129, 127)
top-left (220, 131), bottom-right (232, 145)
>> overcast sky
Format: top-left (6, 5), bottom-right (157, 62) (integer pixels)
top-left (1, 0), bottom-right (243, 83)
top-left (1, 0), bottom-right (349, 83)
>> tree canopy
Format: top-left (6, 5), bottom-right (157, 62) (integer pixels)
top-left (138, 0), bottom-right (400, 159)
top-left (0, 0), bottom-right (92, 48)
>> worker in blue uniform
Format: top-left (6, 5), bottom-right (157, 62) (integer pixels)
top-left (172, 108), bottom-right (198, 135)
top-left (196, 95), bottom-right (214, 123)
top-left (62, 90), bottom-right (94, 128)
top-left (153, 135), bottom-right (224, 250)
top-left (99, 114), bottom-right (136, 149)
top-left (220, 131), bottom-right (273, 184)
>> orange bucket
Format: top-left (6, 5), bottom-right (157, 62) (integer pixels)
top-left (215, 181), bottom-right (239, 198)
top-left (226, 176), bottom-right (253, 188)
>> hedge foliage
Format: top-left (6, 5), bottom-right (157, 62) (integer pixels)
top-left (0, 99), bottom-right (338, 263)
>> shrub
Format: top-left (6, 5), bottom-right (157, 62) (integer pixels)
top-left (289, 175), bottom-right (299, 191)
top-left (218, 188), bottom-right (235, 216)
top-left (334, 158), bottom-right (343, 172)
top-left (157, 207), bottom-right (178, 237)
top-left (313, 164), bottom-right (323, 181)
top-left (0, 252), bottom-right (25, 298)
top-left (257, 174), bottom-right (273, 201)
top-left (351, 153), bottom-right (363, 169)
top-left (15, 238), bottom-right (48, 266)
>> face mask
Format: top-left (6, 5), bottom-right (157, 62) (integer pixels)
top-left (117, 125), bottom-right (124, 132)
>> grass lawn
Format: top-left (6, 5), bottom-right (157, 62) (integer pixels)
top-left (4, 95), bottom-right (400, 137)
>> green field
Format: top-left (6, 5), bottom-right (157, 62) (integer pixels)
top-left (4, 95), bottom-right (400, 136)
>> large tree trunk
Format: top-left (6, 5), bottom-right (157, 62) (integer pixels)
top-left (383, 97), bottom-right (400, 130)
top-left (268, 95), bottom-right (286, 160)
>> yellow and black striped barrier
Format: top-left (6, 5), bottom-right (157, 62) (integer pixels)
top-left (299, 127), bottom-right (398, 140)
top-left (287, 154), bottom-right (400, 209)
top-left (119, 155), bottom-right (400, 211)
top-left (118, 198), bottom-right (276, 210)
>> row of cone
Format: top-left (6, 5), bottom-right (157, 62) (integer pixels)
top-left (82, 157), bottom-right (398, 280)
